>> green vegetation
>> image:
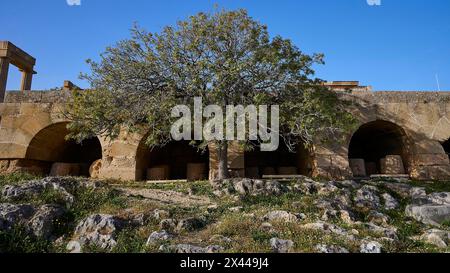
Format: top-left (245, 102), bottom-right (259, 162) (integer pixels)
top-left (0, 172), bottom-right (40, 188)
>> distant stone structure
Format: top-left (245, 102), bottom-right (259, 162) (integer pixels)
top-left (0, 41), bottom-right (36, 102)
top-left (1, 41), bottom-right (450, 181)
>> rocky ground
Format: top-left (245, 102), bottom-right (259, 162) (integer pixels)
top-left (0, 172), bottom-right (449, 253)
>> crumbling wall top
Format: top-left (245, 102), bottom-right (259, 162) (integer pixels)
top-left (4, 90), bottom-right (72, 103)
top-left (350, 91), bottom-right (450, 103)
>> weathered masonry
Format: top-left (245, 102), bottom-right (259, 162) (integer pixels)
top-left (1, 42), bottom-right (450, 181)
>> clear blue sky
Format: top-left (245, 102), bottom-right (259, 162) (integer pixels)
top-left (1, 0), bottom-right (449, 91)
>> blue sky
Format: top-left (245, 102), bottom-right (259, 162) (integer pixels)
top-left (1, 0), bottom-right (449, 91)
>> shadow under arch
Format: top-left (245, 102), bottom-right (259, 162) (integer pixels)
top-left (244, 140), bottom-right (314, 178)
top-left (135, 139), bottom-right (210, 181)
top-left (25, 122), bottom-right (102, 176)
top-left (348, 119), bottom-right (410, 176)
top-left (441, 138), bottom-right (450, 162)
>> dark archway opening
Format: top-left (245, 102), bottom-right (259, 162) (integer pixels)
top-left (348, 120), bottom-right (408, 176)
top-left (136, 140), bottom-right (209, 181)
top-left (26, 122), bottom-right (102, 177)
top-left (441, 139), bottom-right (450, 161)
top-left (244, 141), bottom-right (313, 178)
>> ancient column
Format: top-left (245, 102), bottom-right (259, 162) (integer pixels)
top-left (0, 57), bottom-right (10, 102)
top-left (20, 69), bottom-right (33, 91)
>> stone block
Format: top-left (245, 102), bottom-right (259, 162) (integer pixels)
top-left (380, 155), bottom-right (405, 175)
top-left (147, 165), bottom-right (170, 181)
top-left (50, 163), bottom-right (80, 177)
top-left (349, 159), bottom-right (366, 177)
top-left (365, 162), bottom-right (378, 176)
top-left (277, 167), bottom-right (298, 175)
top-left (187, 163), bottom-right (207, 181)
top-left (99, 167), bottom-right (136, 181)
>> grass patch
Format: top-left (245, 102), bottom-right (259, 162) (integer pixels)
top-left (0, 172), bottom-right (40, 188)
top-left (0, 225), bottom-right (54, 253)
top-left (112, 228), bottom-right (147, 253)
top-left (408, 180), bottom-right (450, 194)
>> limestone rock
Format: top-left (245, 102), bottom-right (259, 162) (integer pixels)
top-left (176, 217), bottom-right (207, 233)
top-left (334, 180), bottom-right (360, 190)
top-left (360, 241), bottom-right (382, 253)
top-left (411, 187), bottom-right (427, 197)
top-left (293, 182), bottom-right (319, 195)
top-left (152, 209), bottom-right (170, 221)
top-left (215, 178), bottom-right (287, 196)
top-left (270, 238), bottom-right (294, 253)
top-left (160, 218), bottom-right (178, 232)
top-left (368, 211), bottom-right (390, 227)
top-left (317, 183), bottom-right (339, 196)
top-left (0, 203), bottom-right (35, 230)
top-left (66, 240), bottom-right (82, 253)
top-left (429, 192), bottom-right (450, 205)
top-left (71, 214), bottom-right (125, 251)
top-left (1, 177), bottom-right (83, 205)
top-left (209, 235), bottom-right (232, 244)
top-left (301, 222), bottom-right (349, 237)
top-left (405, 204), bottom-right (450, 227)
top-left (259, 222), bottom-right (274, 233)
top-left (417, 229), bottom-right (450, 248)
top-left (316, 244), bottom-right (349, 253)
top-left (263, 210), bottom-right (304, 223)
top-left (364, 223), bottom-right (398, 240)
top-left (354, 185), bottom-right (380, 210)
top-left (228, 206), bottom-right (243, 212)
top-left (382, 193), bottom-right (399, 210)
top-left (146, 230), bottom-right (173, 246)
top-left (383, 182), bottom-right (413, 198)
top-left (28, 204), bottom-right (66, 239)
top-left (159, 244), bottom-right (224, 253)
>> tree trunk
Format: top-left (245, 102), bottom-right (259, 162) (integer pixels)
top-left (217, 140), bottom-right (230, 180)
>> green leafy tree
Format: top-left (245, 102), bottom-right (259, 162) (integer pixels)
top-left (66, 9), bottom-right (356, 180)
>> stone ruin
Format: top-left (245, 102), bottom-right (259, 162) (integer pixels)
top-left (1, 41), bottom-right (450, 182)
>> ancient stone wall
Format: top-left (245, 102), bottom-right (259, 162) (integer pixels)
top-left (1, 90), bottom-right (450, 181)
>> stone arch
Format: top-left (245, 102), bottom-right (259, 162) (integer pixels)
top-left (348, 120), bottom-right (411, 177)
top-left (244, 140), bottom-right (314, 178)
top-left (25, 122), bottom-right (102, 176)
top-left (135, 139), bottom-right (210, 181)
